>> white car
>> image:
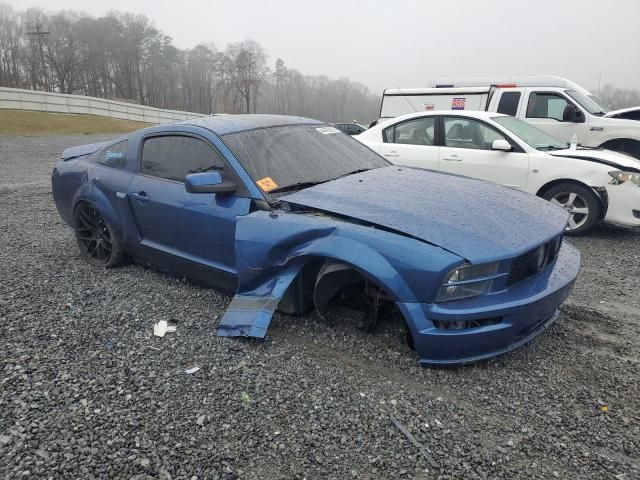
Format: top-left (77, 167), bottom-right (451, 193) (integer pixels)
top-left (356, 111), bottom-right (640, 235)
top-left (378, 77), bottom-right (640, 159)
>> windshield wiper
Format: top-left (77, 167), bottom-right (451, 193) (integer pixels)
top-left (538, 145), bottom-right (566, 151)
top-left (269, 180), bottom-right (328, 194)
top-left (269, 169), bottom-right (373, 194)
top-left (337, 168), bottom-right (371, 179)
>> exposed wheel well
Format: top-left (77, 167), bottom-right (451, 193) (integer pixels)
top-left (277, 259), bottom-right (414, 347)
top-left (536, 179), bottom-right (607, 218)
top-left (73, 199), bottom-right (91, 211)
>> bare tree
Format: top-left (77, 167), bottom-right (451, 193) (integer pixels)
top-left (0, 3), bottom-right (381, 122)
top-left (598, 84), bottom-right (640, 111)
top-left (225, 39), bottom-right (268, 113)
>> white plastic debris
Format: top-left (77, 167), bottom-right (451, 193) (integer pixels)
top-left (184, 366), bottom-right (200, 374)
top-left (153, 320), bottom-right (176, 338)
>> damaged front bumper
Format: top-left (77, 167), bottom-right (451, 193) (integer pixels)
top-left (604, 182), bottom-right (640, 227)
top-left (396, 242), bottom-right (581, 366)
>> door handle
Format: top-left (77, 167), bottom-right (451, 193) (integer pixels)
top-left (384, 151), bottom-right (400, 158)
top-left (443, 156), bottom-right (462, 162)
top-left (130, 191), bottom-right (150, 202)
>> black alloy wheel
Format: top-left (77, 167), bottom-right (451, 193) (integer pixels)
top-left (73, 202), bottom-right (124, 267)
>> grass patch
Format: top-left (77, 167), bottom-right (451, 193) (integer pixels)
top-left (0, 109), bottom-right (152, 135)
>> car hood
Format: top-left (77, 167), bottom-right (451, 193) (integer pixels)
top-left (280, 167), bottom-right (568, 263)
top-left (603, 106), bottom-right (640, 118)
top-left (549, 147), bottom-right (640, 172)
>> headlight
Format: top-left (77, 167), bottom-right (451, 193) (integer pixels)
top-left (609, 170), bottom-right (640, 186)
top-left (435, 262), bottom-right (500, 302)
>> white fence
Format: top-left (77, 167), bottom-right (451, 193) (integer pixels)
top-left (0, 87), bottom-right (205, 124)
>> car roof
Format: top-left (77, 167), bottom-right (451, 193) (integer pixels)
top-left (180, 114), bottom-right (324, 136)
top-left (385, 110), bottom-right (507, 122)
top-left (359, 111), bottom-right (509, 140)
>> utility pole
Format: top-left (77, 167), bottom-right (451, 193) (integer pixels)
top-left (598, 70), bottom-right (602, 97)
top-left (27, 23), bottom-right (50, 91)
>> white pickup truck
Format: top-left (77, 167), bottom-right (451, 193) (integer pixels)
top-left (379, 77), bottom-right (640, 159)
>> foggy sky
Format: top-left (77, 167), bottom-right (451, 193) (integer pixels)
top-left (7, 0), bottom-right (640, 95)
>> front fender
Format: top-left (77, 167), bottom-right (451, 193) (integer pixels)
top-left (217, 210), bottom-right (459, 338)
top-left (588, 125), bottom-right (640, 147)
top-left (530, 169), bottom-right (610, 197)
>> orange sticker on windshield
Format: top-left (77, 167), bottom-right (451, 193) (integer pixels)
top-left (256, 177), bottom-right (278, 192)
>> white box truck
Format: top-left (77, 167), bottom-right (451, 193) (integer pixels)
top-left (379, 76), bottom-right (640, 159)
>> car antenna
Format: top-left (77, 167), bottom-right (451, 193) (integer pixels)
top-left (396, 86), bottom-right (418, 113)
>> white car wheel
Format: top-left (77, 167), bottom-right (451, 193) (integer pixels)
top-left (542, 183), bottom-right (602, 235)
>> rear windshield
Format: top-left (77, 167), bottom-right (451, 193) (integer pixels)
top-left (221, 124), bottom-right (388, 196)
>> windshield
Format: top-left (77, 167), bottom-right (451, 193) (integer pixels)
top-left (566, 90), bottom-right (607, 115)
top-left (588, 94), bottom-right (611, 112)
top-left (493, 116), bottom-right (567, 151)
top-left (221, 124), bottom-right (389, 197)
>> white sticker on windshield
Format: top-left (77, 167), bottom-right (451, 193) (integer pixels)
top-left (316, 126), bottom-right (341, 135)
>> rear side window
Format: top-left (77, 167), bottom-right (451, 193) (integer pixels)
top-left (383, 117), bottom-right (436, 146)
top-left (497, 92), bottom-right (521, 116)
top-left (141, 135), bottom-right (225, 182)
top-left (97, 141), bottom-right (128, 169)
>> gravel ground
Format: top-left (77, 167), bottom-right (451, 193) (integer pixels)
top-left (1, 134), bottom-right (639, 479)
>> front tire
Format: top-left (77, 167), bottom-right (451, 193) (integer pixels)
top-left (73, 202), bottom-right (124, 268)
top-left (542, 183), bottom-right (602, 236)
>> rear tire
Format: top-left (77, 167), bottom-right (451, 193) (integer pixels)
top-left (541, 183), bottom-right (602, 236)
top-left (73, 202), bottom-right (124, 268)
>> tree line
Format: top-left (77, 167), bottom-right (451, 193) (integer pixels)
top-left (598, 84), bottom-right (640, 111)
top-left (0, 4), bottom-right (380, 123)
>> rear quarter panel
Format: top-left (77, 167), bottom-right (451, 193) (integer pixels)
top-left (52, 137), bottom-right (139, 235)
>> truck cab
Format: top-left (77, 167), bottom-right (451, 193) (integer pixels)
top-left (379, 77), bottom-right (640, 159)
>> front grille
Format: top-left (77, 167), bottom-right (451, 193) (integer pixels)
top-left (433, 317), bottom-right (502, 330)
top-left (506, 235), bottom-right (562, 287)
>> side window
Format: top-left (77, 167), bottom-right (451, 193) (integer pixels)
top-left (97, 141), bottom-right (128, 169)
top-left (443, 117), bottom-right (507, 150)
top-left (383, 117), bottom-right (435, 146)
top-left (496, 92), bottom-right (521, 116)
top-left (141, 136), bottom-right (225, 182)
top-left (526, 92), bottom-right (571, 121)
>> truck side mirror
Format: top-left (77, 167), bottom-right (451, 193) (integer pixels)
top-left (563, 104), bottom-right (585, 123)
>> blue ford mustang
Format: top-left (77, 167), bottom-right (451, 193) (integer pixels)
top-left (52, 115), bottom-right (580, 365)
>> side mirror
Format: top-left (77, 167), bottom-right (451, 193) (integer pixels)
top-left (185, 171), bottom-right (236, 194)
top-left (492, 139), bottom-right (512, 151)
top-left (562, 104), bottom-right (585, 123)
